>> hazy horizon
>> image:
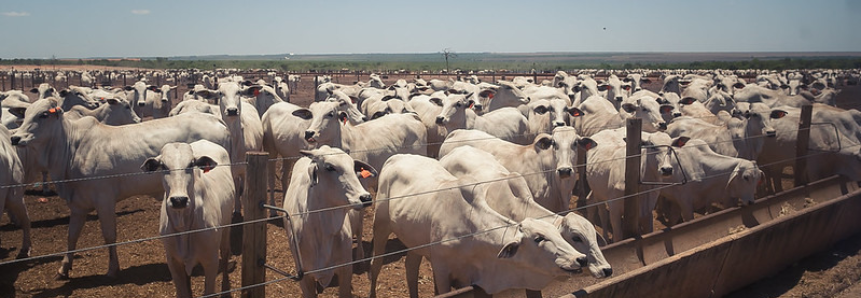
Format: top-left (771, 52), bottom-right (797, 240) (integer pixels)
top-left (2, 0), bottom-right (860, 59)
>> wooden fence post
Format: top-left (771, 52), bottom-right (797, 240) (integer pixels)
top-left (795, 105), bottom-right (813, 187)
top-left (242, 152), bottom-right (268, 298)
top-left (624, 118), bottom-right (642, 240)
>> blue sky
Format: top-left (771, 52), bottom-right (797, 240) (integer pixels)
top-left (1, 0), bottom-right (860, 58)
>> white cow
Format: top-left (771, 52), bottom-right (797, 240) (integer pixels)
top-left (194, 82), bottom-right (265, 215)
top-left (666, 116), bottom-right (738, 157)
top-left (575, 95), bottom-right (672, 137)
top-left (0, 125), bottom-right (30, 258)
top-left (582, 129), bottom-right (685, 243)
top-left (439, 146), bottom-right (613, 279)
top-left (66, 96), bottom-right (141, 126)
top-left (658, 138), bottom-right (763, 225)
top-left (0, 91), bottom-right (31, 129)
top-left (58, 86), bottom-right (101, 111)
top-left (141, 140), bottom-right (234, 298)
top-left (369, 154), bottom-right (587, 297)
top-left (288, 74), bottom-right (301, 93)
top-left (439, 127), bottom-right (583, 213)
top-left (273, 76), bottom-right (291, 102)
top-left (430, 93), bottom-right (531, 145)
top-left (282, 146), bottom-right (375, 298)
top-left (10, 98), bottom-right (231, 279)
top-left (30, 83), bottom-right (57, 100)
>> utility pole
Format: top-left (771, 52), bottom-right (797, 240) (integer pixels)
top-left (442, 48), bottom-right (457, 78)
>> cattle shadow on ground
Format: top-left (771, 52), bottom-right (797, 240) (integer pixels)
top-left (29, 263), bottom-right (170, 298)
top-left (12, 209), bottom-right (145, 231)
top-left (351, 238), bottom-right (407, 275)
top-left (0, 255), bottom-right (64, 298)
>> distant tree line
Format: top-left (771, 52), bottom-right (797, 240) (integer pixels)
top-left (1, 57), bottom-right (859, 72)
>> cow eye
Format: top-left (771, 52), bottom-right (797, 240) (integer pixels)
top-left (40, 112), bottom-right (49, 119)
top-left (326, 112), bottom-right (334, 118)
top-left (572, 236), bottom-right (583, 243)
top-left (325, 164), bottom-right (336, 172)
top-left (455, 102), bottom-right (462, 108)
top-left (534, 236), bottom-right (546, 243)
top-left (642, 108), bottom-right (649, 112)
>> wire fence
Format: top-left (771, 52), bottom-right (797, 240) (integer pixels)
top-left (0, 103), bottom-right (853, 297)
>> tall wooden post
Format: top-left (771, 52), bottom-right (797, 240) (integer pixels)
top-left (242, 152), bottom-right (268, 298)
top-left (624, 118), bottom-right (643, 239)
top-left (795, 105), bottom-right (813, 187)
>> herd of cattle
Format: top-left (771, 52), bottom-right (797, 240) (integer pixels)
top-left (0, 67), bottom-right (860, 297)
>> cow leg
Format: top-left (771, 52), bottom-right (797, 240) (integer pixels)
top-left (368, 216), bottom-right (391, 298)
top-left (298, 276), bottom-right (318, 298)
top-left (337, 264), bottom-right (352, 298)
top-left (166, 253), bottom-right (192, 298)
top-left (233, 175), bottom-right (244, 215)
top-left (430, 259), bottom-right (452, 296)
top-left (6, 192), bottom-right (31, 258)
top-left (608, 200), bottom-right (624, 243)
top-left (57, 208), bottom-right (88, 279)
top-left (220, 228), bottom-right (231, 296)
top-left (202, 249), bottom-right (219, 297)
top-left (96, 203), bottom-right (120, 278)
top-left (349, 209), bottom-right (364, 261)
top-left (405, 253), bottom-right (422, 298)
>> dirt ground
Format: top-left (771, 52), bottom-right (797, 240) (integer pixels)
top-left (1, 67), bottom-right (861, 298)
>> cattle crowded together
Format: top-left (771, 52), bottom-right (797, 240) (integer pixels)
top-left (0, 67), bottom-right (859, 297)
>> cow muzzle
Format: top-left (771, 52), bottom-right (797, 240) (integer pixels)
top-left (360, 194), bottom-right (373, 207)
top-left (169, 196), bottom-right (189, 209)
top-left (766, 130), bottom-right (776, 137)
top-left (615, 96), bottom-right (623, 102)
top-left (660, 167), bottom-right (673, 176)
top-left (558, 168), bottom-right (573, 177)
top-left (226, 108), bottom-right (239, 116)
top-left (657, 122), bottom-right (668, 130)
top-left (139, 102), bottom-right (146, 107)
top-left (10, 136), bottom-right (21, 146)
top-left (304, 131), bottom-right (316, 143)
top-left (435, 116), bottom-right (446, 125)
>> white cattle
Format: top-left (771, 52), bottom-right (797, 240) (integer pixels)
top-left (66, 96), bottom-right (141, 126)
top-left (242, 84), bottom-right (284, 118)
top-left (726, 103), bottom-right (786, 160)
top-left (476, 81), bottom-right (531, 113)
top-left (0, 125), bottom-right (30, 258)
top-left (439, 146), bottom-right (613, 278)
top-left (369, 154), bottom-right (587, 297)
top-left (439, 127), bottom-right (582, 213)
top-left (624, 73), bottom-right (651, 93)
top-left (30, 83), bottom-right (57, 100)
top-left (605, 74), bottom-right (631, 110)
top-left (288, 74), bottom-right (301, 93)
top-left (10, 98), bottom-right (231, 279)
top-left (58, 86), bottom-right (101, 111)
top-left (273, 76), bottom-right (291, 102)
top-left (194, 82), bottom-right (265, 215)
top-left (0, 91), bottom-right (31, 129)
top-left (582, 129), bottom-right (685, 243)
top-left (660, 74), bottom-right (682, 95)
top-left (141, 140), bottom-right (234, 298)
top-left (428, 92), bottom-right (530, 144)
top-left (368, 73), bottom-right (386, 89)
top-left (658, 138), bottom-right (763, 225)
top-left (760, 104), bottom-right (861, 193)
top-left (524, 98), bottom-right (584, 139)
top-left (575, 95), bottom-right (672, 137)
top-left (282, 146), bottom-right (375, 298)
top-left (262, 95), bottom-right (366, 216)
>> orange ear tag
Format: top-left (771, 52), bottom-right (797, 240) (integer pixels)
top-left (342, 117), bottom-right (348, 125)
top-left (360, 168), bottom-right (372, 178)
top-left (48, 108), bottom-right (57, 114)
top-left (488, 93), bottom-right (494, 99)
top-left (253, 89), bottom-right (260, 96)
top-left (469, 102), bottom-right (474, 109)
top-left (203, 166), bottom-right (212, 173)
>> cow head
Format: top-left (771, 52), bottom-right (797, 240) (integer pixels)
top-left (435, 93), bottom-right (474, 126)
top-left (496, 217), bottom-right (588, 282)
top-left (726, 160), bottom-right (763, 207)
top-left (11, 98), bottom-right (65, 148)
top-left (141, 142), bottom-right (219, 230)
top-left (621, 97), bottom-right (671, 132)
top-left (558, 213), bottom-right (613, 278)
top-left (299, 146), bottom-right (375, 209)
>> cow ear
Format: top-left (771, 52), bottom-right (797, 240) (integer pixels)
top-left (338, 112), bottom-right (348, 123)
top-left (534, 135), bottom-right (554, 150)
top-left (642, 78), bottom-right (652, 84)
top-left (59, 89), bottom-right (70, 97)
top-left (597, 85), bottom-right (609, 92)
top-left (579, 138), bottom-right (597, 151)
top-left (194, 156), bottom-right (218, 173)
top-left (141, 157), bottom-right (162, 172)
top-left (770, 110), bottom-right (788, 119)
top-left (354, 160), bottom-right (378, 178)
top-left (371, 111), bottom-right (387, 120)
top-left (621, 103), bottom-right (636, 113)
top-left (680, 97), bottom-right (696, 105)
top-left (306, 163), bottom-right (318, 186)
top-left (479, 89), bottom-right (495, 99)
top-left (566, 107), bottom-right (585, 117)
top-left (292, 109), bottom-right (312, 120)
top-left (429, 97), bottom-right (444, 107)
top-left (106, 98), bottom-right (119, 105)
top-left (672, 136), bottom-right (690, 148)
top-left (659, 105), bottom-right (675, 114)
top-left (733, 82), bottom-right (745, 89)
top-left (29, 88), bottom-right (38, 94)
top-left (195, 90), bottom-right (216, 100)
top-left (497, 239), bottom-right (521, 258)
